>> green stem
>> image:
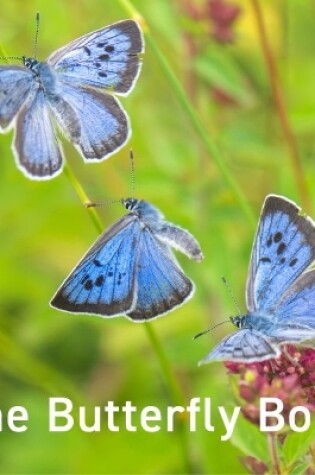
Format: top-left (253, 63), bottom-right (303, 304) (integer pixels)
top-left (250, 0), bottom-right (310, 211)
top-left (267, 433), bottom-right (281, 475)
top-left (118, 0), bottom-right (256, 229)
top-left (63, 164), bottom-right (103, 233)
top-left (144, 323), bottom-right (184, 405)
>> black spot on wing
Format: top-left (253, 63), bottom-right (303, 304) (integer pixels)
top-left (95, 275), bottom-right (104, 287)
top-left (99, 54), bottom-right (109, 61)
top-left (84, 279), bottom-right (93, 290)
top-left (277, 242), bottom-right (286, 255)
top-left (273, 232), bottom-right (282, 243)
top-left (260, 257), bottom-right (271, 263)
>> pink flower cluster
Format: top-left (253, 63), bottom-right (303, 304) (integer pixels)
top-left (207, 0), bottom-right (241, 44)
top-left (184, 0), bottom-right (241, 44)
top-left (225, 346), bottom-right (315, 426)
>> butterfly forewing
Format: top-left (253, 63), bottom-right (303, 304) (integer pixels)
top-left (48, 20), bottom-right (144, 95)
top-left (246, 195), bottom-right (315, 313)
top-left (51, 215), bottom-right (140, 316)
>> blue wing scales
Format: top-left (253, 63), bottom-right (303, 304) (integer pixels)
top-left (48, 20), bottom-right (144, 95)
top-left (50, 82), bottom-right (129, 160)
top-left (128, 229), bottom-right (194, 321)
top-left (51, 215), bottom-right (140, 316)
top-left (199, 329), bottom-right (279, 364)
top-left (13, 88), bottom-right (63, 179)
top-left (246, 195), bottom-right (315, 313)
top-left (0, 66), bottom-right (33, 130)
top-left (265, 269), bottom-right (315, 343)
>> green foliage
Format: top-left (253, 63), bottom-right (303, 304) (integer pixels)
top-left (284, 426), bottom-right (315, 468)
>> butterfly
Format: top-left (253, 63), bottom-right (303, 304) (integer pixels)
top-left (0, 18), bottom-right (144, 180)
top-left (199, 194), bottom-right (315, 364)
top-left (50, 198), bottom-right (203, 321)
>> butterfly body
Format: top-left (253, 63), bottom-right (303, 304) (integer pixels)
top-left (0, 19), bottom-right (144, 179)
top-left (51, 198), bottom-right (203, 321)
top-left (200, 195), bottom-right (315, 364)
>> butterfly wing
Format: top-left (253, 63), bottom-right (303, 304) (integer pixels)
top-left (48, 20), bottom-right (144, 95)
top-left (49, 82), bottom-right (129, 160)
top-left (246, 195), bottom-right (315, 313)
top-left (13, 88), bottom-right (63, 179)
top-left (50, 215), bottom-right (141, 316)
top-left (154, 222), bottom-right (204, 261)
top-left (265, 269), bottom-right (315, 343)
top-left (199, 329), bottom-right (280, 364)
top-left (127, 229), bottom-right (194, 321)
top-left (0, 66), bottom-right (33, 130)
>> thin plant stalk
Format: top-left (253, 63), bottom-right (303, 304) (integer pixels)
top-left (118, 0), bottom-right (256, 230)
top-left (267, 433), bottom-right (281, 475)
top-left (250, 0), bottom-right (310, 211)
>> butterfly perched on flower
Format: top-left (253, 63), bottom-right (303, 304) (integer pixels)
top-left (51, 198), bottom-right (203, 321)
top-left (0, 16), bottom-right (144, 179)
top-left (199, 194), bottom-right (315, 363)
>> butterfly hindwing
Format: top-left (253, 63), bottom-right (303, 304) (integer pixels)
top-left (48, 20), bottom-right (144, 95)
top-left (154, 222), bottom-right (204, 261)
top-left (51, 215), bottom-right (140, 316)
top-left (200, 329), bottom-right (280, 364)
top-left (50, 82), bottom-right (129, 160)
top-left (14, 88), bottom-right (63, 179)
top-left (128, 229), bottom-right (194, 321)
top-left (246, 195), bottom-right (315, 313)
top-left (265, 269), bottom-right (315, 344)
top-left (0, 66), bottom-right (32, 130)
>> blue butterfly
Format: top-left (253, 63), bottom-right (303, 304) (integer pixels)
top-left (0, 18), bottom-right (144, 180)
top-left (50, 198), bottom-right (203, 321)
top-left (200, 194), bottom-right (315, 364)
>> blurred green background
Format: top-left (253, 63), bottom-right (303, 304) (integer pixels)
top-left (1, 0), bottom-right (315, 473)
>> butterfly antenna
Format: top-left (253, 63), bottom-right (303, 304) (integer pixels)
top-left (194, 320), bottom-right (231, 339)
top-left (85, 198), bottom-right (122, 208)
top-left (129, 149), bottom-right (135, 199)
top-left (221, 276), bottom-right (242, 315)
top-left (0, 56), bottom-right (23, 62)
top-left (32, 12), bottom-right (40, 59)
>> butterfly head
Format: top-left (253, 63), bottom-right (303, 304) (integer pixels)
top-left (123, 197), bottom-right (139, 211)
top-left (23, 56), bottom-right (40, 72)
top-left (230, 315), bottom-right (247, 329)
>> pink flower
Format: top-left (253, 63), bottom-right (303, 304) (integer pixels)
top-left (225, 346), bottom-right (315, 426)
top-left (207, 0), bottom-right (241, 43)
